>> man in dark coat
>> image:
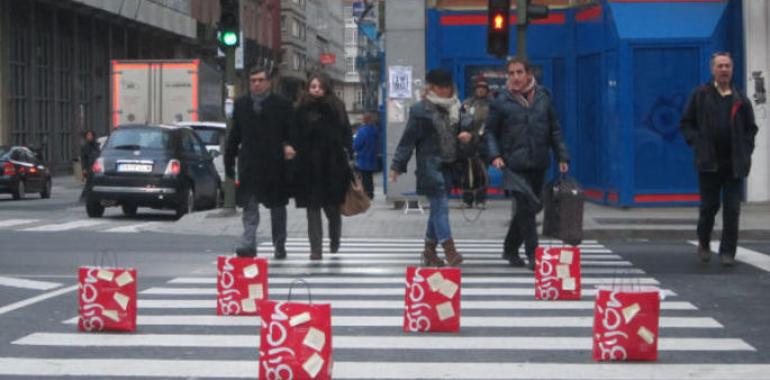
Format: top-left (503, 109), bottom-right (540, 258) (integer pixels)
top-left (224, 65), bottom-right (295, 259)
top-left (680, 52), bottom-right (758, 267)
top-left (486, 56), bottom-right (570, 270)
top-left (79, 130), bottom-right (100, 202)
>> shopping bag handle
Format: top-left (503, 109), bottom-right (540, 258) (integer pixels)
top-left (288, 279), bottom-right (312, 304)
top-left (91, 249), bottom-right (118, 268)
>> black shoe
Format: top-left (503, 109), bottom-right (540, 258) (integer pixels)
top-left (235, 247), bottom-right (257, 257)
top-left (330, 240), bottom-right (340, 254)
top-left (508, 256), bottom-right (526, 267)
top-left (697, 244), bottom-right (712, 263)
top-left (273, 246), bottom-right (287, 260)
top-left (720, 254), bottom-right (736, 267)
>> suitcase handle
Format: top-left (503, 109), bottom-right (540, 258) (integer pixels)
top-left (91, 249), bottom-right (118, 268)
top-left (288, 279), bottom-right (312, 304)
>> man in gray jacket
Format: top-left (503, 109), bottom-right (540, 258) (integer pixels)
top-left (486, 57), bottom-right (570, 270)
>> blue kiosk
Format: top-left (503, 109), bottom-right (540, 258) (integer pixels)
top-left (425, 0), bottom-right (743, 207)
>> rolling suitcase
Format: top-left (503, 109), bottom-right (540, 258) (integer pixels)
top-left (542, 175), bottom-right (584, 246)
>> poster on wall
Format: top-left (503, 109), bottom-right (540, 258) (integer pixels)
top-left (387, 99), bottom-right (406, 123)
top-left (389, 66), bottom-right (413, 99)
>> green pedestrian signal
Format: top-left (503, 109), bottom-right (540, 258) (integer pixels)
top-left (218, 0), bottom-right (240, 48)
top-left (220, 31), bottom-right (239, 47)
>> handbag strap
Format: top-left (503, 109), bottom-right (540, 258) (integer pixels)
top-left (288, 279), bottom-right (312, 304)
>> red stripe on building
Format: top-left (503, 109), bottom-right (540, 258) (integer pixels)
top-left (576, 5), bottom-right (602, 22)
top-left (608, 192), bottom-right (619, 203)
top-left (634, 194), bottom-right (700, 203)
top-left (584, 189), bottom-right (604, 201)
top-left (440, 13), bottom-right (565, 26)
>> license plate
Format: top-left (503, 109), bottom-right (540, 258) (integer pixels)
top-left (117, 163), bottom-right (152, 173)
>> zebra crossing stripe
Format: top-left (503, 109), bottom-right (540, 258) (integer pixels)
top-left (0, 219), bottom-right (39, 228)
top-left (206, 266), bottom-right (646, 275)
top-left (63, 315), bottom-right (724, 331)
top-left (0, 358), bottom-right (767, 379)
top-left (20, 220), bottom-right (104, 232)
top-left (224, 258), bottom-right (631, 266)
top-left (136, 299), bottom-right (697, 310)
top-left (273, 247), bottom-right (614, 253)
top-left (139, 286), bottom-right (676, 297)
top-left (103, 222), bottom-right (158, 233)
top-left (227, 253), bottom-right (623, 259)
top-left (14, 333), bottom-right (748, 350)
top-left (279, 238), bottom-right (601, 244)
top-left (167, 276), bottom-right (660, 285)
top-left (0, 276), bottom-right (61, 290)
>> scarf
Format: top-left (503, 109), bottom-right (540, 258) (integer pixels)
top-left (251, 91), bottom-right (269, 114)
top-left (508, 77), bottom-right (537, 108)
top-left (425, 91), bottom-right (461, 125)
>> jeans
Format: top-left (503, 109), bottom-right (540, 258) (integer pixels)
top-left (359, 170), bottom-right (374, 199)
top-left (504, 170), bottom-right (545, 259)
top-left (307, 205), bottom-right (341, 254)
top-left (425, 195), bottom-right (452, 243)
top-left (239, 196), bottom-right (287, 252)
top-left (697, 170), bottom-right (743, 257)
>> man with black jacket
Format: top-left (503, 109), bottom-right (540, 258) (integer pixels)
top-left (486, 57), bottom-right (570, 270)
top-left (224, 65), bottom-right (295, 259)
top-left (680, 52), bottom-right (758, 267)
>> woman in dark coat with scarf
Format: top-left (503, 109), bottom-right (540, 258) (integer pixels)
top-left (290, 72), bottom-right (353, 260)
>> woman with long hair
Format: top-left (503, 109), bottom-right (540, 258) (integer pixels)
top-left (290, 72), bottom-right (353, 260)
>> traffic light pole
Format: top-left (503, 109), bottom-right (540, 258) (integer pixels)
top-left (220, 45), bottom-right (237, 216)
top-left (516, 0), bottom-right (528, 59)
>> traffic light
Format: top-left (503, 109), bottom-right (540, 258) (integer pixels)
top-left (218, 0), bottom-right (240, 48)
top-left (516, 0), bottom-right (549, 26)
top-left (487, 0), bottom-right (510, 58)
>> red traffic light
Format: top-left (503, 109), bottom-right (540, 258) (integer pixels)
top-left (492, 13), bottom-right (506, 30)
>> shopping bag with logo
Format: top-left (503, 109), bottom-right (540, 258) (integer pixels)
top-left (403, 266), bottom-right (461, 333)
top-left (77, 252), bottom-right (137, 332)
top-left (217, 256), bottom-right (269, 316)
top-left (534, 246), bottom-right (581, 300)
top-left (592, 286), bottom-right (661, 361)
top-left (258, 280), bottom-right (333, 380)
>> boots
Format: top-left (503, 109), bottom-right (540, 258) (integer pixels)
top-left (422, 240), bottom-right (445, 267)
top-left (441, 238), bottom-right (463, 267)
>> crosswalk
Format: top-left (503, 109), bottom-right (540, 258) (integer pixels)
top-left (0, 218), bottom-right (162, 234)
top-left (1, 238), bottom-right (767, 379)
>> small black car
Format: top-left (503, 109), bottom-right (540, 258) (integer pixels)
top-left (0, 145), bottom-right (52, 200)
top-left (86, 124), bottom-right (221, 219)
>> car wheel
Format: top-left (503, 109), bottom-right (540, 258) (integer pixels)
top-left (175, 187), bottom-right (194, 219)
top-left (122, 203), bottom-right (138, 216)
top-left (86, 197), bottom-right (104, 218)
top-left (12, 180), bottom-right (25, 200)
top-left (40, 178), bottom-right (52, 199)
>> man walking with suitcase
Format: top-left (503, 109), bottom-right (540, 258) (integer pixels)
top-left (680, 52), bottom-right (758, 267)
top-left (486, 57), bottom-right (570, 270)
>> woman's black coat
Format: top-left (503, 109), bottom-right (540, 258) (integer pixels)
top-left (289, 98), bottom-right (353, 208)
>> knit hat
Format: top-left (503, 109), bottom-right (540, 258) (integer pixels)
top-left (426, 69), bottom-right (453, 87)
top-left (475, 78), bottom-right (489, 89)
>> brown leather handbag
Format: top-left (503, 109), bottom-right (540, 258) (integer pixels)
top-left (340, 149), bottom-right (371, 216)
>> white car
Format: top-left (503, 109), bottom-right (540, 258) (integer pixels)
top-left (176, 121), bottom-right (226, 180)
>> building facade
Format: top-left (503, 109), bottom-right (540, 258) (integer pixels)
top-left (279, 0), bottom-right (308, 100)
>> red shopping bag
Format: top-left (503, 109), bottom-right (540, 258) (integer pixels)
top-left (592, 287), bottom-right (661, 361)
top-left (403, 266), bottom-right (461, 333)
top-left (78, 266), bottom-right (137, 332)
top-left (258, 282), bottom-right (333, 380)
top-left (534, 246), bottom-right (581, 300)
top-left (217, 256), bottom-right (269, 316)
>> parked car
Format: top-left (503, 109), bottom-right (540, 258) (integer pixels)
top-left (0, 145), bottom-right (52, 200)
top-left (176, 121), bottom-right (226, 180)
top-left (86, 124), bottom-right (221, 219)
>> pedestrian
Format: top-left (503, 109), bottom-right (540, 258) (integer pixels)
top-left (79, 130), bottom-right (100, 202)
top-left (289, 72), bottom-right (353, 260)
top-left (224, 65), bottom-right (295, 259)
top-left (389, 68), bottom-right (473, 267)
top-left (353, 112), bottom-right (379, 199)
top-left (679, 52), bottom-right (758, 267)
top-left (486, 57), bottom-right (570, 270)
top-left (460, 77), bottom-right (492, 209)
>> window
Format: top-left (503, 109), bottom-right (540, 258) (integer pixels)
top-left (281, 15), bottom-right (286, 34)
top-left (346, 57), bottom-right (355, 73)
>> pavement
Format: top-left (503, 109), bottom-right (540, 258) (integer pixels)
top-left (54, 173), bottom-right (770, 241)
